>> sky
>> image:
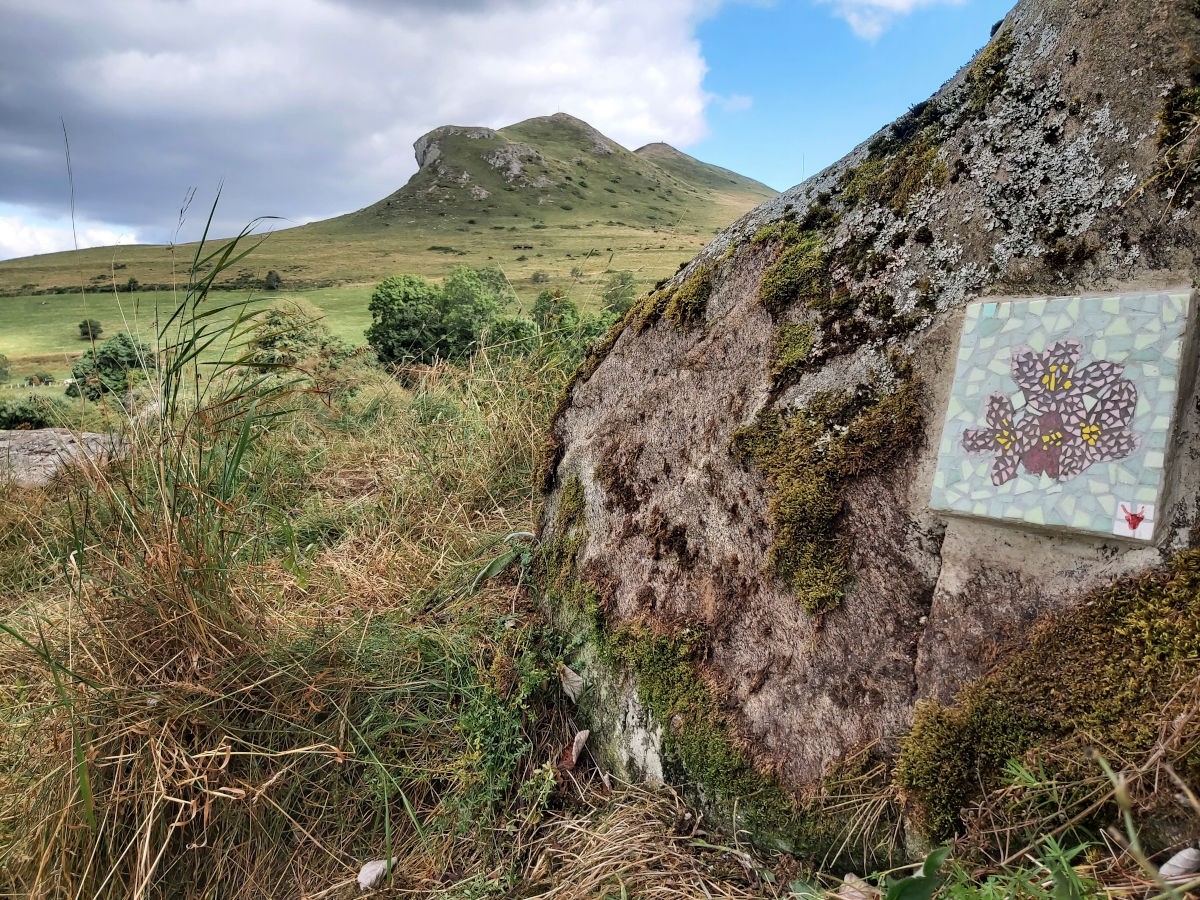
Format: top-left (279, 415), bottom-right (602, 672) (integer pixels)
top-left (0, 0), bottom-right (1015, 261)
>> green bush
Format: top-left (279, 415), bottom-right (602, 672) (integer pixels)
top-left (0, 394), bottom-right (67, 429)
top-left (67, 332), bottom-right (154, 400)
top-left (0, 353), bottom-right (10, 382)
top-left (79, 318), bottom-right (103, 340)
top-left (249, 299), bottom-right (347, 368)
top-left (366, 267), bottom-right (505, 365)
top-left (601, 270), bottom-right (637, 314)
top-left (485, 315), bottom-right (539, 356)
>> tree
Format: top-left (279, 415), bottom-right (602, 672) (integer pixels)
top-left (67, 332), bottom-right (153, 400)
top-left (26, 371), bottom-right (54, 386)
top-left (601, 270), bottom-right (637, 315)
top-left (264, 270), bottom-right (282, 290)
top-left (438, 267), bottom-right (503, 359)
top-left (0, 353), bottom-right (10, 382)
top-left (473, 266), bottom-right (517, 306)
top-left (366, 267), bottom-right (504, 365)
top-left (125, 277), bottom-right (139, 293)
top-left (79, 319), bottom-right (103, 341)
top-left (366, 274), bottom-right (443, 365)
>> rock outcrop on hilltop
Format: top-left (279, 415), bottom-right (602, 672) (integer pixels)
top-left (538, 0), bottom-right (1200, 861)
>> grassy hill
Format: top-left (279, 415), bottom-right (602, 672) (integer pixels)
top-left (0, 114), bottom-right (774, 379)
top-left (0, 115), bottom-right (773, 380)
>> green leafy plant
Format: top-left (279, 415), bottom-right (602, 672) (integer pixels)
top-left (366, 266), bottom-right (505, 364)
top-left (66, 331), bottom-right (154, 400)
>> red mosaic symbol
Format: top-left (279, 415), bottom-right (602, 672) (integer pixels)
top-left (1121, 504), bottom-right (1146, 531)
top-left (962, 339), bottom-right (1139, 486)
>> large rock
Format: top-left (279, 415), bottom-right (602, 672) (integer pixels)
top-left (538, 0), bottom-right (1200, 859)
top-left (0, 428), bottom-right (115, 487)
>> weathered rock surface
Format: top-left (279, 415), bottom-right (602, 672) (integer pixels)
top-left (539, 0), bottom-right (1200, 849)
top-left (0, 429), bottom-right (115, 487)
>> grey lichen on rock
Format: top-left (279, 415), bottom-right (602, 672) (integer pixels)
top-left (537, 0), bottom-right (1200, 865)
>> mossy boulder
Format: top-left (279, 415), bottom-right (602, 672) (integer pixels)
top-left (537, 0), bottom-right (1200, 864)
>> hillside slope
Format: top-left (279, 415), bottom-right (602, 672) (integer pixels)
top-left (317, 112), bottom-right (774, 233)
top-left (0, 114), bottom-right (774, 299)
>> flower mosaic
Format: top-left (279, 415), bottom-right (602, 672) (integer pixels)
top-left (961, 340), bottom-right (1138, 485)
top-left (929, 290), bottom-right (1193, 542)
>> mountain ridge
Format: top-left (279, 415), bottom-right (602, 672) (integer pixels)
top-left (0, 112), bottom-right (775, 311)
top-left (318, 111), bottom-right (775, 234)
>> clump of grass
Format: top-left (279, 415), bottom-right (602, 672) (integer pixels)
top-left (0, 206), bottom-right (578, 898)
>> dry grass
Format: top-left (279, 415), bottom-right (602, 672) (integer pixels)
top-left (0, 316), bottom-right (803, 899)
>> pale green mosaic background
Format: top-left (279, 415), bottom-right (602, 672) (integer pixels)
top-left (929, 290), bottom-right (1193, 541)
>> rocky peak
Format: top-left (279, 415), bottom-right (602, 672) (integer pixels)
top-left (412, 125), bottom-right (499, 169)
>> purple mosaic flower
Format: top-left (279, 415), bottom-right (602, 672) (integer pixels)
top-left (962, 393), bottom-right (1039, 485)
top-left (1010, 339), bottom-right (1124, 415)
top-left (963, 337), bottom-right (1140, 484)
top-left (1058, 378), bottom-right (1139, 478)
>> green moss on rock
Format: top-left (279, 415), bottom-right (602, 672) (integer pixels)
top-left (731, 371), bottom-right (923, 615)
top-left (897, 549), bottom-right (1200, 841)
top-left (758, 231), bottom-right (828, 315)
top-left (837, 128), bottom-right (945, 215)
top-left (771, 323), bottom-right (816, 384)
top-left (595, 625), bottom-right (893, 863)
top-left (665, 265), bottom-right (713, 330)
top-left (964, 28), bottom-right (1015, 115)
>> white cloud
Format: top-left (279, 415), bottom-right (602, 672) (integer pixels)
top-left (0, 206), bottom-right (140, 261)
top-left (0, 0), bottom-right (724, 245)
top-left (816, 0), bottom-right (965, 39)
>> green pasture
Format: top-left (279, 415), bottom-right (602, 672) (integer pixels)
top-left (0, 260), bottom-right (647, 383)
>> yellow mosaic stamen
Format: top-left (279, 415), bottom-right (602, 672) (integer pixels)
top-left (1041, 363), bottom-right (1073, 392)
top-left (1041, 430), bottom-right (1064, 447)
top-left (1081, 424), bottom-right (1101, 446)
top-left (995, 427), bottom-right (1014, 450)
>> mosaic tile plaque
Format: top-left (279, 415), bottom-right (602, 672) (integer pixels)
top-left (929, 290), bottom-right (1194, 542)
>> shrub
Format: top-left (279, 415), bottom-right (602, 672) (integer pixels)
top-left (67, 332), bottom-right (154, 400)
top-left (601, 270), bottom-right (637, 315)
top-left (531, 271), bottom-right (549, 284)
top-left (0, 353), bottom-right (9, 382)
top-left (485, 315), bottom-right (538, 356)
top-left (0, 394), bottom-right (67, 429)
top-left (532, 288), bottom-right (580, 333)
top-left (366, 266), bottom-right (505, 365)
top-left (249, 298), bottom-right (346, 368)
top-left (79, 318), bottom-right (102, 340)
top-left (264, 270), bottom-right (282, 290)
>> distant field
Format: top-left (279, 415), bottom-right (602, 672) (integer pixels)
top-left (0, 218), bottom-right (714, 298)
top-left (0, 252), bottom-right (661, 382)
top-left (0, 218), bottom-right (716, 382)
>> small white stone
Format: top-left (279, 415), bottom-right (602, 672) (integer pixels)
top-left (1160, 847), bottom-right (1200, 880)
top-left (357, 858), bottom-right (398, 891)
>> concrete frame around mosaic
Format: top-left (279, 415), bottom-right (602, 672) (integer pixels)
top-left (928, 289), bottom-right (1195, 543)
